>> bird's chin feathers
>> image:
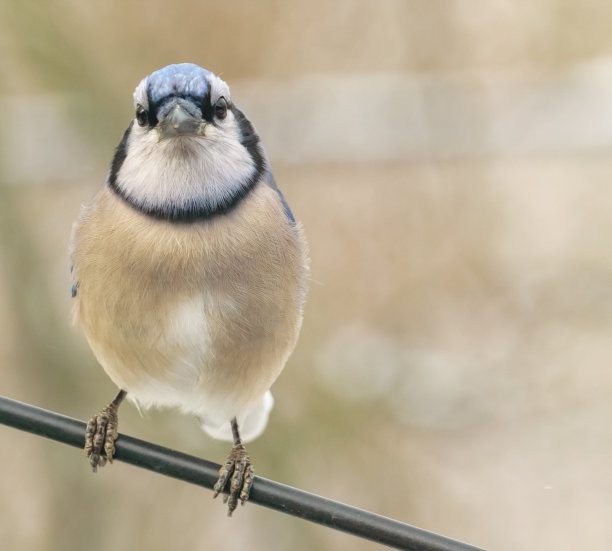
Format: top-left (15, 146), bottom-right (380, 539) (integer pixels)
top-left (114, 110), bottom-right (257, 218)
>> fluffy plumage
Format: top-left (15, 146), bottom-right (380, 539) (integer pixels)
top-left (71, 63), bottom-right (308, 462)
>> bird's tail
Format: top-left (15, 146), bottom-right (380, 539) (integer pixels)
top-left (200, 391), bottom-right (274, 443)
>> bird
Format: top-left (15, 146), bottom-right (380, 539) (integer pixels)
top-left (70, 63), bottom-right (309, 515)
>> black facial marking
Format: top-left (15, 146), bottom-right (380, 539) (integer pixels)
top-left (108, 121), bottom-right (132, 191)
top-left (106, 106), bottom-right (267, 224)
top-left (145, 88), bottom-right (212, 127)
top-left (145, 89), bottom-right (158, 126)
top-left (231, 104), bottom-right (265, 180)
top-left (199, 88), bottom-right (214, 123)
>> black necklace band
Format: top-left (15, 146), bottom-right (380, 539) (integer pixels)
top-left (107, 104), bottom-right (266, 223)
top-left (108, 170), bottom-right (261, 223)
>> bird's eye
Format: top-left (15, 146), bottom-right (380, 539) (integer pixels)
top-left (214, 97), bottom-right (228, 120)
top-left (136, 105), bottom-right (148, 127)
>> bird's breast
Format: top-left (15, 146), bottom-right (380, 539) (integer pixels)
top-left (71, 181), bottom-right (308, 417)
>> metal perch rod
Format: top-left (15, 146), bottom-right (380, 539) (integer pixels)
top-left (0, 395), bottom-right (485, 551)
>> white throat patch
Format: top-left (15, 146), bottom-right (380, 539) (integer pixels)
top-left (116, 111), bottom-right (256, 215)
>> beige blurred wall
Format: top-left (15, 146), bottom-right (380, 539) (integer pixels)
top-left (2, 2), bottom-right (612, 550)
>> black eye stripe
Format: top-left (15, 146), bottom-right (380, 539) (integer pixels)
top-left (146, 88), bottom-right (157, 125)
top-left (200, 90), bottom-right (214, 122)
top-left (145, 92), bottom-right (214, 124)
top-left (141, 85), bottom-right (230, 126)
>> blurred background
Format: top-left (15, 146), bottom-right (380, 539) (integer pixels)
top-left (2, 1), bottom-right (612, 549)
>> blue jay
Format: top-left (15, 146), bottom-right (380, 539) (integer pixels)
top-left (70, 63), bottom-right (308, 515)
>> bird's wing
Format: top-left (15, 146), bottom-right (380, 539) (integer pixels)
top-left (261, 169), bottom-right (295, 224)
top-left (70, 264), bottom-right (79, 297)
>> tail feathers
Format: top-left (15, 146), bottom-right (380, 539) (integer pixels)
top-left (200, 391), bottom-right (274, 443)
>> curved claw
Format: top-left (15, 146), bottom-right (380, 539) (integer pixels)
top-left (213, 458), bottom-right (234, 499)
top-left (84, 403), bottom-right (120, 472)
top-left (213, 443), bottom-right (254, 515)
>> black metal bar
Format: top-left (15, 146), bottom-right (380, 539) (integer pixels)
top-left (0, 395), bottom-right (485, 551)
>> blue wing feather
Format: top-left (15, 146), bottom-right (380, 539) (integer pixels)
top-left (262, 170), bottom-right (295, 224)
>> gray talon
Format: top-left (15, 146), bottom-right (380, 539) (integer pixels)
top-left (84, 390), bottom-right (126, 472)
top-left (213, 442), bottom-right (254, 516)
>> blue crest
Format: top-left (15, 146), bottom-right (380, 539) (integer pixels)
top-left (147, 63), bottom-right (212, 103)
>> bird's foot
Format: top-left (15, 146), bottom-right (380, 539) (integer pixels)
top-left (213, 443), bottom-right (254, 516)
top-left (84, 400), bottom-right (121, 472)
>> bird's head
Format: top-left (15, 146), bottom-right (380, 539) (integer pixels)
top-left (133, 63), bottom-right (230, 139)
top-left (109, 63), bottom-right (266, 222)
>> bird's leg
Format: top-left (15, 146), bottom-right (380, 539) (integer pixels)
top-left (84, 389), bottom-right (127, 472)
top-left (213, 417), bottom-right (254, 516)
